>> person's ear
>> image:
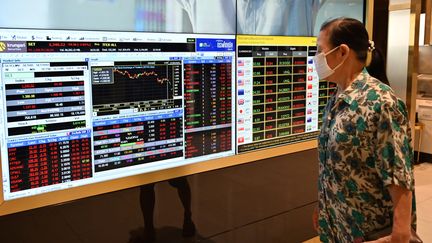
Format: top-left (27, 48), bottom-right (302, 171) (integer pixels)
top-left (339, 44), bottom-right (350, 58)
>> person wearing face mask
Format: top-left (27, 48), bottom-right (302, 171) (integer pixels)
top-left (311, 18), bottom-right (419, 243)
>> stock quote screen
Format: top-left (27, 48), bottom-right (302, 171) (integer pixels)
top-left (0, 29), bottom-right (235, 200)
top-left (236, 35), bottom-right (335, 153)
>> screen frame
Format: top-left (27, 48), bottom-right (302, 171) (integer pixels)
top-left (0, 28), bottom-right (239, 214)
top-left (235, 34), bottom-right (320, 154)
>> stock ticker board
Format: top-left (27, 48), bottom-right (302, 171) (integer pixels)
top-left (236, 35), bottom-right (335, 153)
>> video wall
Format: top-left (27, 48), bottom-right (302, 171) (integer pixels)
top-left (0, 1), bottom-right (365, 208)
top-left (0, 30), bottom-right (337, 201)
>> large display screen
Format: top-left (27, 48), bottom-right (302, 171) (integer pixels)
top-left (236, 35), bottom-right (336, 153)
top-left (0, 29), bottom-right (236, 200)
top-left (237, 0), bottom-right (365, 36)
top-left (0, 0), bottom-right (364, 36)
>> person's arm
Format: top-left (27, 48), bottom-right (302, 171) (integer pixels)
top-left (365, 185), bottom-right (412, 243)
top-left (366, 98), bottom-right (415, 243)
top-left (388, 184), bottom-right (412, 243)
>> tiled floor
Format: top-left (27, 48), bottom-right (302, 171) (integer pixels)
top-left (414, 162), bottom-right (432, 243)
top-left (304, 162), bottom-right (432, 243)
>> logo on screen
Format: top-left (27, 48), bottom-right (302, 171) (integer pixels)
top-left (238, 137), bottom-right (244, 143)
top-left (238, 99), bottom-right (245, 105)
top-left (238, 70), bottom-right (244, 76)
top-left (238, 89), bottom-right (245, 96)
top-left (238, 79), bottom-right (244, 86)
top-left (0, 42), bottom-right (6, 52)
top-left (216, 40), bottom-right (234, 49)
top-left (238, 60), bottom-right (245, 66)
top-left (199, 42), bottom-right (210, 48)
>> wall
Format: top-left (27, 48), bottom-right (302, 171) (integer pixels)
top-left (387, 8), bottom-right (411, 101)
top-left (372, 0), bottom-right (389, 58)
top-left (0, 149), bottom-right (319, 243)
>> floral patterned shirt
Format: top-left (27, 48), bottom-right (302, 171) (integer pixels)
top-left (317, 72), bottom-right (416, 243)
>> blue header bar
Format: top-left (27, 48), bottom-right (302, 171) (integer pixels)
top-left (7, 129), bottom-right (92, 148)
top-left (196, 38), bottom-right (235, 52)
top-left (93, 109), bottom-right (183, 127)
top-left (183, 57), bottom-right (232, 64)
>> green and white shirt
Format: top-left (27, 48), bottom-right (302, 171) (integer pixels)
top-left (317, 72), bottom-right (416, 243)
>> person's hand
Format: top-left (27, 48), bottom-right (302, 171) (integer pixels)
top-left (312, 206), bottom-right (319, 232)
top-left (363, 235), bottom-right (391, 243)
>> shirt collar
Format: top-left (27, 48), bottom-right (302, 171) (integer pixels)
top-left (336, 71), bottom-right (369, 105)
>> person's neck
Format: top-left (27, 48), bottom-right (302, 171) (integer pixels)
top-left (335, 62), bottom-right (363, 96)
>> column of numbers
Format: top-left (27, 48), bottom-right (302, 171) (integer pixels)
top-left (276, 55), bottom-right (293, 137)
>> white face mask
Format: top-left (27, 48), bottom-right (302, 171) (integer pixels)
top-left (313, 46), bottom-right (345, 80)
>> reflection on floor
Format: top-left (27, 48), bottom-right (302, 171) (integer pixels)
top-left (303, 162), bottom-right (432, 243)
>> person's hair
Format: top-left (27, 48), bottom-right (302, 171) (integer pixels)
top-left (320, 17), bottom-right (389, 86)
top-left (366, 48), bottom-right (390, 86)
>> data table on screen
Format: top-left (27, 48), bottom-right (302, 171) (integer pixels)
top-left (236, 36), bottom-right (336, 153)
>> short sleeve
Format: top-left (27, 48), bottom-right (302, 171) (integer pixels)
top-left (375, 99), bottom-right (415, 190)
